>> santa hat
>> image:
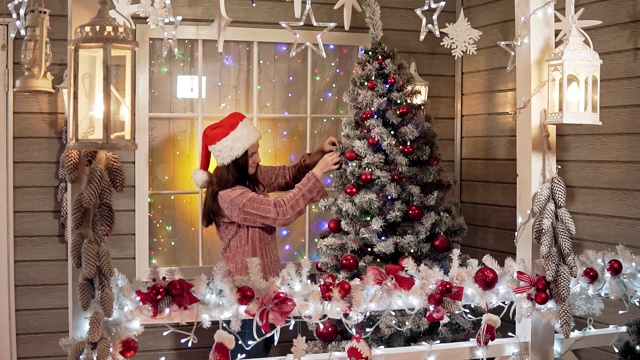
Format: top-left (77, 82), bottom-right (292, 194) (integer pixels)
top-left (209, 330), bottom-right (236, 360)
top-left (345, 335), bottom-right (371, 360)
top-left (192, 112), bottom-right (261, 188)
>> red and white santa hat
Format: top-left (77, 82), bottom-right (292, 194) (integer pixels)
top-left (192, 112), bottom-right (261, 188)
top-left (209, 330), bottom-right (236, 360)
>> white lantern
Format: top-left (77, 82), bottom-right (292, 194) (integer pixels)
top-left (14, 5), bottom-right (53, 93)
top-left (546, 27), bottom-right (602, 125)
top-left (409, 62), bottom-right (429, 105)
top-left (67, 0), bottom-right (138, 150)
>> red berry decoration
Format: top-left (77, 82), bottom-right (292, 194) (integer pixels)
top-left (328, 219), bottom-right (342, 233)
top-left (437, 280), bottom-right (454, 295)
top-left (367, 136), bottom-right (379, 147)
top-left (236, 286), bottom-right (255, 306)
top-left (427, 293), bottom-right (444, 307)
top-left (390, 171), bottom-right (401, 183)
top-left (316, 320), bottom-right (339, 343)
top-left (474, 266), bottom-right (499, 291)
top-left (166, 280), bottom-right (184, 297)
top-left (344, 148), bottom-right (358, 161)
top-left (407, 205), bottom-right (423, 221)
top-left (367, 79), bottom-right (376, 90)
top-left (119, 337), bottom-right (139, 359)
top-left (316, 261), bottom-right (326, 273)
top-left (387, 75), bottom-right (396, 86)
top-left (429, 157), bottom-right (440, 166)
top-left (344, 184), bottom-right (358, 197)
top-left (403, 144), bottom-right (415, 156)
top-left (340, 254), bottom-right (359, 272)
top-left (534, 290), bottom-right (550, 305)
top-left (360, 172), bottom-right (373, 184)
top-left (337, 280), bottom-right (352, 297)
top-left (535, 276), bottom-right (551, 291)
top-left (398, 104), bottom-right (410, 116)
top-left (361, 110), bottom-right (373, 121)
top-left (432, 234), bottom-right (451, 254)
top-left (607, 259), bottom-right (623, 276)
top-left (148, 283), bottom-right (166, 301)
top-left (582, 267), bottom-right (599, 284)
top-left (377, 57), bottom-right (384, 65)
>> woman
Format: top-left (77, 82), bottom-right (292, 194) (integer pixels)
top-left (192, 112), bottom-right (340, 358)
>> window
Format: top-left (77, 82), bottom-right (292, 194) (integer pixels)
top-left (135, 25), bottom-right (369, 277)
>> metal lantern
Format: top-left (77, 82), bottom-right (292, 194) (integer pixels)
top-left (57, 69), bottom-right (69, 118)
top-left (546, 27), bottom-right (602, 125)
top-left (14, 4), bottom-right (54, 93)
top-left (67, 0), bottom-right (138, 150)
top-left (409, 62), bottom-right (429, 105)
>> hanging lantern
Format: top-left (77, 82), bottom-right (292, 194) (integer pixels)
top-left (67, 0), bottom-right (138, 150)
top-left (546, 27), bottom-right (602, 125)
top-left (409, 62), bottom-right (429, 105)
top-left (14, 4), bottom-right (54, 93)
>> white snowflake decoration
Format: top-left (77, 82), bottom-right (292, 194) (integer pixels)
top-left (109, 0), bottom-right (140, 28)
top-left (291, 335), bottom-right (307, 360)
top-left (440, 8), bottom-right (482, 59)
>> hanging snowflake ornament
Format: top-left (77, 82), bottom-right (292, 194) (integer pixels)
top-left (414, 0), bottom-right (446, 40)
top-left (440, 8), bottom-right (482, 59)
top-left (280, 0), bottom-right (337, 58)
top-left (109, 0), bottom-right (139, 28)
top-left (334, 0), bottom-right (362, 31)
top-left (291, 335), bottom-right (307, 360)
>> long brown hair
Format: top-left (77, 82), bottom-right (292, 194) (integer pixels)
top-left (202, 151), bottom-right (265, 227)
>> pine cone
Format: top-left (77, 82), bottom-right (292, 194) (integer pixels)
top-left (551, 176), bottom-right (567, 208)
top-left (532, 215), bottom-right (546, 245)
top-left (57, 181), bottom-right (67, 202)
top-left (81, 239), bottom-right (100, 280)
top-left (78, 278), bottom-right (95, 311)
top-left (554, 264), bottom-right (571, 303)
top-left (67, 340), bottom-right (87, 360)
top-left (554, 223), bottom-right (574, 261)
top-left (98, 178), bottom-right (113, 204)
top-left (60, 190), bottom-right (68, 230)
top-left (157, 294), bottom-right (174, 314)
top-left (99, 285), bottom-right (114, 318)
top-left (542, 201), bottom-right (556, 224)
top-left (71, 232), bottom-right (85, 269)
top-left (86, 310), bottom-right (103, 343)
top-left (543, 247), bottom-right (560, 281)
top-left (539, 228), bottom-right (555, 259)
top-left (80, 166), bottom-right (105, 208)
top-left (442, 297), bottom-right (461, 313)
top-left (82, 151), bottom-right (98, 167)
top-left (105, 153), bottom-right (126, 192)
top-left (61, 118), bottom-right (68, 144)
top-left (558, 301), bottom-right (574, 339)
top-left (532, 182), bottom-right (551, 214)
top-left (60, 150), bottom-right (81, 183)
top-left (565, 255), bottom-right (578, 277)
top-left (72, 197), bottom-right (87, 230)
top-left (557, 207), bottom-right (576, 235)
top-left (96, 338), bottom-right (111, 360)
top-left (96, 272), bottom-right (111, 293)
top-left (98, 242), bottom-right (114, 279)
top-left (92, 202), bottom-right (115, 240)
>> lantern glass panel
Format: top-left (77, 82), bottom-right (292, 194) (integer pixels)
top-left (549, 70), bottom-right (561, 113)
top-left (591, 76), bottom-right (599, 113)
top-left (109, 46), bottom-right (133, 141)
top-left (76, 47), bottom-right (104, 140)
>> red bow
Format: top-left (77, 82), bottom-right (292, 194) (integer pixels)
top-left (435, 279), bottom-right (464, 301)
top-left (366, 264), bottom-right (415, 291)
top-left (167, 279), bottom-right (200, 309)
top-left (513, 271), bottom-right (536, 295)
top-left (245, 291), bottom-right (296, 333)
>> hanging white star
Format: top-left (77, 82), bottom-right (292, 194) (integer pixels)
top-left (334, 0), bottom-right (362, 31)
top-left (279, 0), bottom-right (337, 58)
top-left (440, 8), bottom-right (482, 59)
top-left (7, 0), bottom-right (28, 38)
top-left (286, 0), bottom-right (304, 18)
top-left (497, 40), bottom-right (516, 72)
top-left (210, 0), bottom-right (232, 52)
top-left (160, 16), bottom-right (182, 58)
top-left (109, 0), bottom-right (139, 28)
top-left (291, 335), bottom-right (307, 360)
top-left (414, 0), bottom-right (446, 40)
top-left (554, 0), bottom-right (600, 42)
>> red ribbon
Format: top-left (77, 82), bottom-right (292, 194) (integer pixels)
top-left (513, 271), bottom-right (536, 295)
top-left (245, 291), bottom-right (296, 333)
top-left (169, 279), bottom-right (201, 309)
top-left (366, 264), bottom-right (415, 291)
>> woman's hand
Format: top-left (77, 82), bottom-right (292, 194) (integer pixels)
top-left (309, 136), bottom-right (341, 167)
top-left (311, 152), bottom-right (341, 179)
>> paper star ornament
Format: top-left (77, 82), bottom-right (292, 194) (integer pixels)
top-left (280, 0), bottom-right (337, 58)
top-left (334, 0), bottom-right (362, 31)
top-left (415, 0), bottom-right (446, 40)
top-left (440, 8), bottom-right (482, 59)
top-left (554, 0), bottom-right (600, 42)
top-left (109, 0), bottom-right (139, 28)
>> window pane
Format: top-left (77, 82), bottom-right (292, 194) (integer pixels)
top-left (257, 43), bottom-right (307, 115)
top-left (149, 117), bottom-right (199, 192)
top-left (256, 117), bottom-right (307, 166)
top-left (149, 193), bottom-right (200, 267)
top-left (310, 45), bottom-right (359, 114)
top-left (149, 39), bottom-right (198, 113)
top-left (308, 199), bottom-right (334, 261)
top-left (270, 192), bottom-right (307, 263)
top-left (202, 41), bottom-right (253, 114)
top-left (203, 221), bottom-right (223, 265)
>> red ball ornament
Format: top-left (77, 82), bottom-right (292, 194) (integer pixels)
top-left (534, 290), bottom-right (550, 305)
top-left (119, 337), bottom-right (139, 359)
top-left (236, 286), bottom-right (255, 305)
top-left (166, 280), bottom-right (184, 297)
top-left (535, 276), bottom-right (550, 291)
top-left (316, 320), bottom-right (339, 343)
top-left (367, 136), bottom-right (379, 147)
top-left (344, 149), bottom-right (358, 161)
top-left (148, 283), bottom-right (166, 301)
top-left (328, 219), bottom-right (342, 233)
top-left (367, 79), bottom-right (376, 90)
top-left (320, 282), bottom-right (334, 301)
top-left (474, 266), bottom-right (499, 291)
top-left (407, 205), bottom-right (423, 221)
top-left (403, 144), bottom-right (415, 156)
top-left (377, 57), bottom-right (384, 65)
top-left (361, 110), bottom-right (373, 121)
top-left (344, 184), bottom-right (358, 197)
top-left (340, 254), bottom-right (359, 272)
top-left (432, 235), bottom-right (451, 254)
top-left (337, 280), bottom-right (352, 297)
top-left (390, 171), bottom-right (401, 183)
top-left (360, 172), bottom-right (373, 184)
top-left (316, 262), bottom-right (326, 273)
top-left (582, 267), bottom-right (599, 284)
top-left (387, 76), bottom-right (396, 86)
top-left (607, 259), bottom-right (623, 276)
top-left (428, 157), bottom-right (440, 166)
top-left (398, 255), bottom-right (413, 267)
top-left (428, 292), bottom-right (444, 307)
top-left (437, 280), bottom-right (453, 296)
top-left (398, 104), bottom-right (410, 116)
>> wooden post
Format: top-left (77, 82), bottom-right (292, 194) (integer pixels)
top-left (514, 0), bottom-right (556, 358)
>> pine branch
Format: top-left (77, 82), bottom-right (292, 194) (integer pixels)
top-left (362, 0), bottom-right (383, 43)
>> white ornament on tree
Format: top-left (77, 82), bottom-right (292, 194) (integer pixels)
top-left (334, 0), bottom-right (362, 31)
top-left (440, 8), bottom-right (482, 59)
top-left (210, 0), bottom-right (232, 53)
top-left (109, 0), bottom-right (139, 28)
top-left (554, 0), bottom-right (600, 42)
top-left (414, 0), bottom-right (446, 40)
top-left (279, 0), bottom-right (337, 58)
top-left (291, 335), bottom-right (307, 360)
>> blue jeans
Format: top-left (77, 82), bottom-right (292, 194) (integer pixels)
top-left (229, 319), bottom-right (274, 359)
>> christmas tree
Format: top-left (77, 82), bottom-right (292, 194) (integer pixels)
top-left (618, 318), bottom-right (640, 360)
top-left (315, 0), bottom-right (469, 349)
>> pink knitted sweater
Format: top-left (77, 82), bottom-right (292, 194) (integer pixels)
top-left (217, 154), bottom-right (327, 279)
